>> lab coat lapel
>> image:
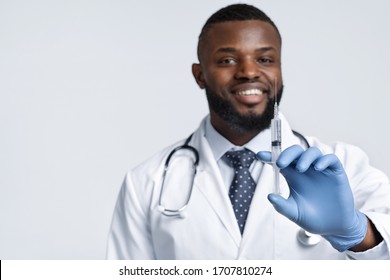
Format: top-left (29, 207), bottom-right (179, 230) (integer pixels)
top-left (238, 115), bottom-right (304, 257)
top-left (190, 122), bottom-right (242, 247)
top-left (239, 163), bottom-right (277, 258)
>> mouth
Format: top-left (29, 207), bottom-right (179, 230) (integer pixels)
top-left (236, 88), bottom-right (264, 96)
top-left (232, 87), bottom-right (267, 107)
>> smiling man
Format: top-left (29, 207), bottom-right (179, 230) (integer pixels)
top-left (192, 18), bottom-right (282, 145)
top-left (107, 4), bottom-right (390, 259)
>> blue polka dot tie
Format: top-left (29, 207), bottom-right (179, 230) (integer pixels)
top-left (222, 149), bottom-right (257, 234)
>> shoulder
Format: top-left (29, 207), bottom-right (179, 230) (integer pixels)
top-left (118, 137), bottom-right (190, 207)
top-left (127, 117), bottom-right (208, 181)
top-left (129, 137), bottom-right (188, 182)
top-left (306, 136), bottom-right (389, 187)
top-left (308, 137), bottom-right (368, 162)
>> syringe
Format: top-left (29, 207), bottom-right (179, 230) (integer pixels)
top-left (271, 80), bottom-right (282, 194)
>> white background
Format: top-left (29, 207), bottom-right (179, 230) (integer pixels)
top-left (0, 0), bottom-right (389, 259)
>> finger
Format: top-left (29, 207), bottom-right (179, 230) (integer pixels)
top-left (276, 145), bottom-right (304, 169)
top-left (256, 151), bottom-right (272, 163)
top-left (268, 193), bottom-right (298, 223)
top-left (314, 154), bottom-right (344, 173)
top-left (295, 147), bottom-right (323, 173)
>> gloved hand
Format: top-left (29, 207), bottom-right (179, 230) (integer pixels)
top-left (257, 145), bottom-right (368, 252)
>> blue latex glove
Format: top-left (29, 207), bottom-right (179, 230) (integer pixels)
top-left (257, 145), bottom-right (368, 252)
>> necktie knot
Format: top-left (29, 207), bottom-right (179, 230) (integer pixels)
top-left (223, 149), bottom-right (256, 169)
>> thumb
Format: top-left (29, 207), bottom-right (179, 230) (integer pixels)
top-left (256, 151), bottom-right (272, 163)
top-left (267, 193), bottom-right (298, 223)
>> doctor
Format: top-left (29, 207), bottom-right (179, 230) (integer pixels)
top-left (106, 4), bottom-right (390, 259)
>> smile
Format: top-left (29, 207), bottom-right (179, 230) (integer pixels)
top-left (236, 89), bottom-right (263, 96)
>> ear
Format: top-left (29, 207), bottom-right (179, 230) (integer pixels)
top-left (191, 63), bottom-right (205, 89)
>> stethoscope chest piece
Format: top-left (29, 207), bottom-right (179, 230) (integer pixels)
top-left (297, 229), bottom-right (321, 246)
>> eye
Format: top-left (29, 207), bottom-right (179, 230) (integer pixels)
top-left (258, 57), bottom-right (273, 64)
top-left (218, 57), bottom-right (237, 65)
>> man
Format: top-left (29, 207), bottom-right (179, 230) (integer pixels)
top-left (106, 4), bottom-right (390, 259)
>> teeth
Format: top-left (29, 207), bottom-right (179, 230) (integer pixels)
top-left (237, 89), bottom-right (263, 96)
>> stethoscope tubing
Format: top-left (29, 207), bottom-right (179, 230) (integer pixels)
top-left (158, 134), bottom-right (198, 217)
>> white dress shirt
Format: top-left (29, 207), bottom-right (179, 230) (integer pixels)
top-left (204, 116), bottom-right (272, 191)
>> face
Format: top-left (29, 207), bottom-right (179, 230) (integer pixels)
top-left (192, 20), bottom-right (282, 134)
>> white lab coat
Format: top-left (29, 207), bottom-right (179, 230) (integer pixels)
top-left (107, 115), bottom-right (390, 259)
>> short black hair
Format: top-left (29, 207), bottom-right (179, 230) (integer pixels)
top-left (197, 3), bottom-right (281, 61)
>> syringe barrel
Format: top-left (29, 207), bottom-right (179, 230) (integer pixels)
top-left (271, 118), bottom-right (282, 145)
top-left (271, 117), bottom-right (282, 194)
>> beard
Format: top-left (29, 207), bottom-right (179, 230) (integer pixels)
top-left (205, 85), bottom-right (284, 134)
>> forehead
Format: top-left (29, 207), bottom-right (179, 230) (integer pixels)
top-left (199, 20), bottom-right (281, 58)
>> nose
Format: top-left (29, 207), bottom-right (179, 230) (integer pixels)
top-left (234, 59), bottom-right (261, 80)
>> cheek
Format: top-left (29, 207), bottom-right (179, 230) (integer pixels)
top-left (271, 69), bottom-right (283, 83)
top-left (203, 69), bottom-right (233, 90)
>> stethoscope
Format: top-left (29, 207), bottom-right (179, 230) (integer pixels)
top-left (157, 134), bottom-right (199, 218)
top-left (158, 130), bottom-right (321, 246)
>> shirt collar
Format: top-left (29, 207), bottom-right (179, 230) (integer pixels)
top-left (204, 115), bottom-right (272, 161)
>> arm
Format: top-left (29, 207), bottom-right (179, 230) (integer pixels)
top-left (106, 172), bottom-right (155, 259)
top-left (350, 218), bottom-right (383, 252)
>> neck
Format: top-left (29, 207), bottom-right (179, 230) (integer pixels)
top-left (210, 112), bottom-right (260, 146)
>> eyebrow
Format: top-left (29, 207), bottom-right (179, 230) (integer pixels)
top-left (216, 46), bottom-right (276, 53)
